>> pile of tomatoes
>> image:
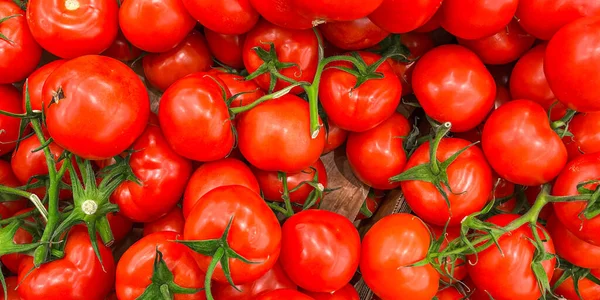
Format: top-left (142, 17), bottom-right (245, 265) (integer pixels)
top-left (1, 0), bottom-right (600, 299)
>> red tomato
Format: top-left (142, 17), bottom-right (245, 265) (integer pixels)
top-left (292, 0), bottom-right (383, 23)
top-left (435, 286), bottom-right (463, 300)
top-left (212, 261), bottom-right (297, 300)
top-left (368, 0), bottom-right (442, 33)
top-left (552, 269), bottom-right (600, 300)
top-left (44, 55), bottom-right (150, 160)
top-left (18, 227), bottom-right (115, 300)
top-left (23, 60), bottom-right (66, 112)
top-left (0, 208), bottom-right (34, 274)
top-left (101, 30), bottom-right (142, 62)
top-left (209, 70), bottom-right (265, 108)
top-left (0, 160), bottom-right (27, 216)
top-left (546, 214), bottom-right (600, 269)
top-left (319, 51), bottom-right (402, 132)
top-left (280, 210), bottom-right (360, 293)
top-left (302, 284), bottom-right (359, 300)
top-left (387, 32), bottom-right (435, 96)
top-left (322, 121), bottom-right (348, 154)
top-left (414, 9), bottom-right (441, 32)
top-left (236, 94), bottom-right (326, 173)
top-left (412, 45), bottom-right (495, 132)
top-left (482, 100), bottom-right (567, 186)
top-left (429, 225), bottom-right (467, 283)
top-left (256, 289), bottom-right (314, 300)
top-left (467, 214), bottom-right (556, 300)
top-left (158, 72), bottom-right (233, 162)
top-left (0, 1), bottom-right (42, 84)
top-left (492, 173), bottom-right (517, 213)
top-left (346, 113), bottom-right (410, 190)
top-left (1, 277), bottom-right (20, 300)
top-left (27, 0), bottom-right (118, 58)
top-left (243, 20), bottom-right (319, 94)
top-left (355, 189), bottom-right (385, 221)
top-left (184, 185), bottom-right (281, 284)
top-left (142, 206), bottom-right (184, 236)
top-left (360, 213), bottom-right (439, 300)
top-left (182, 0), bottom-right (258, 35)
top-left (545, 16), bottom-right (600, 112)
top-left (204, 29), bottom-right (245, 69)
top-left (319, 18), bottom-right (388, 51)
top-left (142, 31), bottom-right (213, 91)
top-left (439, 0), bottom-right (518, 40)
top-left (119, 0), bottom-right (195, 53)
top-left (563, 112), bottom-right (600, 160)
top-left (0, 85), bottom-right (24, 156)
top-left (248, 0), bottom-right (313, 30)
top-left (106, 212), bottom-right (132, 242)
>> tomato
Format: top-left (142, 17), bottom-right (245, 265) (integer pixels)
top-left (27, 0), bottom-right (118, 58)
top-left (545, 16), bottom-right (600, 112)
top-left (553, 152), bottom-right (600, 246)
top-left (414, 9), bottom-right (441, 32)
top-left (143, 206), bottom-right (185, 236)
top-left (360, 213), bottom-right (439, 300)
top-left (355, 189), bottom-right (385, 220)
top-left (387, 32), bottom-right (435, 96)
top-left (413, 45), bottom-right (495, 132)
top-left (429, 225), bottom-right (467, 283)
top-left (158, 72), bottom-right (233, 162)
top-left (0, 208), bottom-right (34, 274)
top-left (142, 31), bottom-right (213, 92)
top-left (292, 0), bottom-right (383, 23)
top-left (184, 185), bottom-right (281, 284)
top-left (482, 100), bottom-right (567, 186)
top-left (23, 60), bottom-right (66, 112)
top-left (563, 112), bottom-right (600, 160)
top-left (212, 261), bottom-right (297, 300)
top-left (209, 70), bottom-right (265, 108)
top-left (243, 20), bottom-right (319, 94)
top-left (1, 277), bottom-right (20, 300)
top-left (44, 55), bottom-right (149, 160)
top-left (119, 0), bottom-right (195, 53)
top-left (256, 289), bottom-right (314, 300)
top-left (439, 0), bottom-right (518, 40)
top-left (435, 286), bottom-right (463, 300)
top-left (280, 210), bottom-right (360, 293)
top-left (237, 94), bottom-right (326, 173)
top-left (182, 0), bottom-right (258, 35)
top-left (368, 0), bottom-right (442, 33)
top-left (346, 113), bottom-right (410, 190)
top-left (546, 214), bottom-right (600, 269)
top-left (492, 174), bottom-right (517, 213)
top-left (319, 18), bottom-right (388, 51)
top-left (0, 160), bottom-right (27, 216)
top-left (515, 0), bottom-right (600, 40)
top-left (248, 0), bottom-right (313, 30)
top-left (322, 121), bottom-right (348, 154)
top-left (106, 212), bottom-right (132, 242)
top-left (319, 51), bottom-right (402, 132)
top-left (552, 269), bottom-right (600, 300)
top-left (302, 284), bottom-right (359, 300)
top-left (101, 30), bottom-right (142, 62)
top-left (0, 1), bottom-right (42, 84)
top-left (205, 29), bottom-right (245, 69)
top-left (0, 85), bottom-right (23, 156)
top-left (18, 227), bottom-right (115, 300)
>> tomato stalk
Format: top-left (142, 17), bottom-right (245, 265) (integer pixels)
top-left (551, 109), bottom-right (577, 138)
top-left (0, 185), bottom-right (47, 220)
top-left (229, 82), bottom-right (304, 115)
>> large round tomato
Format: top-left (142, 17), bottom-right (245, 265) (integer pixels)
top-left (280, 210), bottom-right (360, 293)
top-left (563, 112), bottom-right (600, 160)
top-left (0, 160), bottom-right (27, 216)
top-left (0, 1), bottom-right (42, 84)
top-left (545, 16), bottom-right (600, 112)
top-left (27, 0), bottom-right (118, 58)
top-left (247, 0), bottom-right (313, 30)
top-left (291, 0), bottom-right (383, 23)
top-left (209, 69), bottom-right (265, 108)
top-left (439, 0), bottom-right (518, 40)
top-left (212, 261), bottom-right (296, 300)
top-left (101, 30), bottom-right (142, 62)
top-left (546, 214), bottom-right (600, 269)
top-left (236, 94), bottom-right (326, 173)
top-left (302, 284), bottom-right (359, 300)
top-left (143, 206), bottom-right (185, 236)
top-left (158, 72), bottom-right (233, 162)
top-left (368, 0), bottom-right (442, 33)
top-left (182, 0), bottom-right (258, 35)
top-left (468, 214), bottom-right (556, 300)
top-left (552, 269), bottom-right (600, 300)
top-left (0, 208), bottom-right (34, 274)
top-left (119, 0), bottom-right (195, 53)
top-left (387, 32), bottom-right (435, 96)
top-left (256, 289), bottom-right (314, 300)
top-left (319, 18), bottom-right (388, 51)
top-left (346, 112), bottom-right (410, 190)
top-left (412, 45), bottom-right (495, 132)
top-left (23, 60), bottom-right (66, 112)
top-left (360, 213), bottom-right (439, 300)
top-left (482, 100), bottom-right (567, 186)
top-left (44, 55), bottom-right (149, 160)
top-left (204, 30), bottom-right (245, 70)
top-left (0, 85), bottom-right (24, 156)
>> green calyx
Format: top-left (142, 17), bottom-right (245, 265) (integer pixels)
top-left (552, 260), bottom-right (600, 300)
top-left (0, 219), bottom-right (40, 257)
top-left (550, 109), bottom-right (576, 138)
top-left (246, 43), bottom-right (300, 93)
top-left (575, 180), bottom-right (600, 220)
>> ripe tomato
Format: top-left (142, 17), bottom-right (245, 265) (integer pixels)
top-left (360, 213), bottom-right (439, 300)
top-left (18, 227), bottom-right (115, 300)
top-left (355, 189), bottom-right (385, 221)
top-left (119, 0), bottom-right (195, 53)
top-left (546, 214), bottom-right (600, 269)
top-left (439, 0), bottom-right (518, 40)
top-left (368, 0), bottom-right (442, 33)
top-left (492, 173), bottom-right (517, 213)
top-left (0, 208), bottom-right (34, 274)
top-left (563, 112), bottom-right (600, 160)
top-left (0, 1), bottom-right (42, 84)
top-left (412, 45), bottom-right (495, 132)
top-left (44, 55), bottom-right (150, 160)
top-left (322, 121), bottom-right (348, 154)
top-left (256, 289), bottom-right (314, 300)
top-left (204, 29), bottom-right (245, 69)
top-left (243, 20), bottom-right (319, 94)
top-left (280, 210), bottom-right (360, 293)
top-left (302, 284), bottom-right (359, 300)
top-left (23, 60), bottom-right (66, 112)
top-left (387, 32), bottom-right (435, 96)
top-left (236, 94), bottom-right (326, 173)
top-left (182, 158), bottom-right (260, 218)
top-left (184, 185), bottom-right (281, 284)
top-left (0, 85), bottom-right (24, 156)
top-left (482, 100), bottom-right (567, 186)
top-left (346, 113), bottom-right (410, 190)
top-left (292, 0), bottom-right (383, 23)
top-left (248, 0), bottom-right (313, 30)
top-left (429, 225), bottom-right (467, 283)
top-left (212, 261), bottom-right (296, 300)
top-left (435, 286), bottom-right (463, 300)
top-left (182, 0), bottom-right (258, 35)
top-left (101, 30), bottom-right (142, 62)
top-left (158, 72), bottom-right (233, 162)
top-left (27, 0), bottom-right (118, 58)
top-left (106, 212), bottom-right (133, 242)
top-left (319, 18), bottom-right (388, 51)
top-left (0, 160), bottom-right (27, 216)
top-left (1, 277), bottom-right (20, 300)
top-left (545, 16), bottom-right (600, 112)
top-left (142, 31), bottom-right (213, 91)
top-left (552, 269), bottom-right (600, 300)
top-left (143, 206), bottom-right (185, 236)
top-left (319, 51), bottom-right (402, 132)
top-left (209, 70), bottom-right (265, 108)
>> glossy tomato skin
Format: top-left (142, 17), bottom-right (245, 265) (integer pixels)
top-left (142, 31), bottom-right (213, 91)
top-left (346, 113), bottom-right (410, 190)
top-left (212, 261), bottom-right (297, 300)
top-left (143, 206), bottom-right (185, 236)
top-left (101, 30), bottom-right (142, 62)
top-left (439, 0), bottom-right (518, 40)
top-left (319, 18), bottom-right (388, 51)
top-left (0, 160), bottom-right (27, 216)
top-left (368, 0), bottom-right (442, 33)
top-left (280, 210), bottom-right (360, 293)
top-left (107, 212), bottom-right (133, 242)
top-left (184, 185), bottom-right (281, 284)
top-left (360, 213), bottom-right (439, 300)
top-left (237, 94), bottom-right (326, 173)
top-left (292, 0), bottom-right (383, 23)
top-left (302, 284), bottom-right (359, 300)
top-left (435, 286), bottom-right (463, 300)
top-left (413, 45), bottom-right (495, 132)
top-left (1, 277), bottom-right (21, 300)
top-left (243, 20), bottom-right (319, 94)
top-left (0, 85), bottom-right (24, 155)
top-left (0, 1), bottom-right (42, 84)
top-left (182, 158), bottom-right (260, 218)
top-left (322, 121), bottom-right (348, 154)
top-left (545, 16), bottom-right (600, 112)
top-left (482, 100), bottom-right (567, 186)
top-left (387, 32), bottom-right (435, 96)
top-left (119, 0), bottom-right (195, 53)
top-left (248, 0), bottom-right (313, 30)
top-left (553, 152), bottom-right (600, 246)
top-left (209, 69), bottom-right (265, 108)
top-left (158, 72), bottom-right (233, 162)
top-left (546, 214), bottom-right (600, 269)
top-left (401, 138), bottom-right (492, 226)
top-left (0, 208), bottom-right (34, 274)
top-left (27, 0), bottom-right (118, 58)
top-left (205, 29), bottom-right (245, 69)
top-left (563, 113), bottom-right (600, 160)
top-left (44, 55), bottom-right (150, 160)
top-left (182, 0), bottom-right (258, 35)
top-left (552, 269), bottom-right (600, 300)
top-left (18, 227), bottom-right (115, 300)
top-left (23, 60), bottom-right (66, 112)
top-left (319, 51), bottom-right (402, 132)
top-left (256, 289), bottom-right (314, 300)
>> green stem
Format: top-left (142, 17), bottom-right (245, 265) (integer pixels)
top-left (0, 209), bottom-right (36, 225)
top-left (0, 185), bottom-right (47, 221)
top-left (204, 248), bottom-right (225, 300)
top-left (229, 82), bottom-right (305, 115)
top-left (279, 173), bottom-right (294, 218)
top-left (430, 122), bottom-right (452, 175)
